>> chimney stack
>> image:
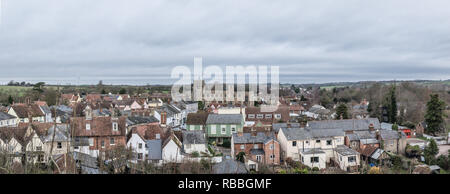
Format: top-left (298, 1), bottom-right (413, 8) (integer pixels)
top-left (369, 123), bottom-right (375, 131)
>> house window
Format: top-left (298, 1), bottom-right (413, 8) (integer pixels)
top-left (265, 114), bottom-right (272, 118)
top-left (145, 143), bottom-right (148, 148)
top-left (211, 125), bottom-right (216, 134)
top-left (248, 114), bottom-right (255, 119)
top-left (240, 145), bottom-right (245, 150)
top-left (138, 143), bottom-right (142, 149)
top-left (89, 138), bottom-right (94, 146)
top-left (86, 123), bottom-right (91, 130)
top-left (256, 114), bottom-right (264, 119)
top-left (156, 134), bottom-right (160, 139)
top-left (249, 164), bottom-right (256, 170)
top-left (305, 141), bottom-right (309, 144)
top-left (340, 156), bottom-right (342, 161)
top-left (270, 154), bottom-right (275, 159)
top-left (231, 125), bottom-right (236, 133)
top-left (326, 140), bottom-right (332, 145)
top-left (101, 140), bottom-right (105, 148)
top-left (36, 146), bottom-right (42, 151)
top-left (348, 156), bottom-right (356, 163)
top-left (316, 140), bottom-right (321, 143)
top-left (256, 155), bottom-right (262, 162)
top-left (292, 141), bottom-right (297, 147)
top-left (57, 142), bottom-right (62, 149)
top-left (110, 138), bottom-right (115, 145)
top-left (275, 114), bottom-right (281, 119)
top-left (301, 156), bottom-right (304, 163)
top-left (253, 144), bottom-right (259, 149)
top-left (221, 126), bottom-right (226, 134)
top-left (112, 122), bottom-right (118, 131)
top-left (138, 153), bottom-right (143, 160)
top-left (311, 157), bottom-right (319, 163)
top-left (270, 144), bottom-right (274, 150)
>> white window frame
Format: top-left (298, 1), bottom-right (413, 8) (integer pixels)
top-left (112, 122), bottom-right (118, 131)
top-left (86, 123), bottom-right (91, 130)
top-left (248, 114), bottom-right (255, 119)
top-left (89, 138), bottom-right (94, 146)
top-left (110, 138), bottom-right (115, 145)
top-left (240, 145), bottom-right (245, 150)
top-left (211, 125), bottom-right (216, 134)
top-left (256, 114), bottom-right (264, 119)
top-left (221, 125), bottom-right (226, 134)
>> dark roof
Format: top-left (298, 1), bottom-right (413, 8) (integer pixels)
top-left (147, 139), bottom-right (162, 160)
top-left (127, 116), bottom-right (159, 125)
top-left (186, 112), bottom-right (209, 125)
top-left (0, 112), bottom-right (16, 120)
top-left (250, 149), bottom-right (265, 155)
top-left (307, 118), bottom-right (381, 131)
top-left (213, 159), bottom-right (247, 174)
top-left (379, 130), bottom-right (402, 140)
top-left (206, 114), bottom-right (243, 124)
top-left (182, 131), bottom-right (206, 145)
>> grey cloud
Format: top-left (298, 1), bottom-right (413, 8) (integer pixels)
top-left (0, 0), bottom-right (449, 85)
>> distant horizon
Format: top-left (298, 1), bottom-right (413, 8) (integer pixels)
top-left (1, 77), bottom-right (448, 86)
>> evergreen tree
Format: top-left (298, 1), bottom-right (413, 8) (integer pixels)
top-left (424, 139), bottom-right (439, 165)
top-left (300, 95), bottom-right (307, 101)
top-left (119, 88), bottom-right (127, 94)
top-left (424, 94), bottom-right (446, 135)
top-left (389, 85), bottom-right (397, 123)
top-left (7, 95), bottom-right (14, 105)
top-left (335, 104), bottom-right (350, 119)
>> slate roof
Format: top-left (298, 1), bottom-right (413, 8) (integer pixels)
top-left (232, 132), bottom-right (276, 144)
top-left (346, 130), bottom-right (377, 141)
top-left (155, 104), bottom-right (181, 116)
top-left (0, 112), bottom-right (16, 121)
top-left (360, 138), bottom-right (379, 145)
top-left (127, 116), bottom-right (159, 125)
top-left (334, 145), bottom-right (359, 156)
top-left (182, 130), bottom-right (206, 145)
top-left (206, 114), bottom-right (243, 124)
top-left (186, 112), bottom-right (209, 125)
top-left (147, 139), bottom-right (162, 160)
top-left (379, 130), bottom-right (403, 140)
top-left (280, 128), bottom-right (345, 141)
top-left (41, 124), bottom-right (71, 142)
top-left (250, 149), bottom-right (265, 155)
top-left (213, 159), bottom-right (247, 174)
top-left (307, 118), bottom-right (381, 131)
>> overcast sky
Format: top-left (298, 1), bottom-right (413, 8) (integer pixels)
top-left (0, 0), bottom-right (449, 85)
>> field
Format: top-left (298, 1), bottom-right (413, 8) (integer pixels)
top-left (0, 86), bottom-right (32, 97)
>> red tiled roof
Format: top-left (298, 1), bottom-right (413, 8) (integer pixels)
top-left (71, 116), bottom-right (127, 137)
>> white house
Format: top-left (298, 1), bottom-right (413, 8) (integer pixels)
top-left (277, 127), bottom-right (346, 169)
top-left (182, 131), bottom-right (207, 154)
top-left (333, 145), bottom-right (361, 172)
top-left (0, 112), bottom-right (17, 127)
top-left (162, 133), bottom-right (183, 163)
top-left (127, 131), bottom-right (147, 163)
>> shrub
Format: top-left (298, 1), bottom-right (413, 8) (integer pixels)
top-left (191, 151), bottom-right (200, 158)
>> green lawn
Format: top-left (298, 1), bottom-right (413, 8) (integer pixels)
top-left (0, 86), bottom-right (32, 97)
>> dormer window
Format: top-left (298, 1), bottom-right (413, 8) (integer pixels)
top-left (112, 122), bottom-right (118, 131)
top-left (86, 123), bottom-right (91, 130)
